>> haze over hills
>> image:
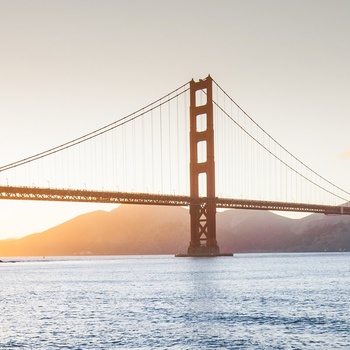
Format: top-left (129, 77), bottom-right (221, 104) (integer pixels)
top-left (1, 205), bottom-right (350, 257)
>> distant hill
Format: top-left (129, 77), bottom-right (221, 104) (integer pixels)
top-left (217, 209), bottom-right (350, 253)
top-left (1, 205), bottom-right (350, 256)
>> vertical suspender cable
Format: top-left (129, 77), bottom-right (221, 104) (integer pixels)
top-left (176, 94), bottom-right (179, 194)
top-left (168, 96), bottom-right (172, 194)
top-left (142, 108), bottom-right (145, 192)
top-left (160, 104), bottom-right (163, 193)
top-left (132, 118), bottom-right (136, 191)
top-left (151, 108), bottom-right (154, 192)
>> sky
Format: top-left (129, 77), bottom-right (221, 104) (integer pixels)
top-left (1, 0), bottom-right (350, 239)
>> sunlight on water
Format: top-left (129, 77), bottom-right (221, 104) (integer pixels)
top-left (1, 253), bottom-right (349, 349)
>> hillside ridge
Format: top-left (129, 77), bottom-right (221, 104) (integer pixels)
top-left (1, 205), bottom-right (350, 256)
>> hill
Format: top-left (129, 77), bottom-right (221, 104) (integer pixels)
top-left (1, 205), bottom-right (350, 256)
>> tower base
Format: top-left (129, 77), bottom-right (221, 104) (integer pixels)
top-left (175, 245), bottom-right (233, 257)
top-left (175, 252), bottom-right (233, 257)
top-left (188, 245), bottom-right (220, 255)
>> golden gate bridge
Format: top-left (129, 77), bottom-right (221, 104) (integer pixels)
top-left (1, 76), bottom-right (349, 256)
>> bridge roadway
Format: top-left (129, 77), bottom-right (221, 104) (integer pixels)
top-left (1, 186), bottom-right (350, 216)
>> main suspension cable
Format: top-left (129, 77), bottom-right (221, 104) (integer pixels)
top-left (212, 78), bottom-right (350, 199)
top-left (213, 100), bottom-right (349, 203)
top-left (0, 83), bottom-right (190, 173)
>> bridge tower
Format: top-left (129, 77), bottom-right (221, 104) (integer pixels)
top-left (187, 75), bottom-right (220, 256)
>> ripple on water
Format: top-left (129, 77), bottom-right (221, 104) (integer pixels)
top-left (0, 254), bottom-right (349, 349)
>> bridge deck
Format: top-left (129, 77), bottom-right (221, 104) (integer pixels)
top-left (1, 186), bottom-right (350, 215)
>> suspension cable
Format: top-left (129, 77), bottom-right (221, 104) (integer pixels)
top-left (212, 78), bottom-right (350, 199)
top-left (213, 99), bottom-right (349, 203)
top-left (0, 82), bottom-right (190, 173)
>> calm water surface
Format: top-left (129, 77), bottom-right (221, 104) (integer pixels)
top-left (1, 253), bottom-right (349, 349)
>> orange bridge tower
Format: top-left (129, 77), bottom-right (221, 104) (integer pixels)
top-left (185, 75), bottom-right (229, 256)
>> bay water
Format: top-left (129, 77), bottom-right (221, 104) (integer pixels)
top-left (1, 253), bottom-right (349, 349)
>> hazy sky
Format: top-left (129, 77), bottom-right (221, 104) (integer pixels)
top-left (1, 0), bottom-right (350, 239)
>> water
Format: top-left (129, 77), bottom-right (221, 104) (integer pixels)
top-left (1, 253), bottom-right (349, 349)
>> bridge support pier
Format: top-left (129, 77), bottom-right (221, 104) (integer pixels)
top-left (176, 75), bottom-right (232, 257)
top-left (187, 202), bottom-right (220, 256)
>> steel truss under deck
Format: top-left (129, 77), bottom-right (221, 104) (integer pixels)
top-left (1, 186), bottom-right (349, 216)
